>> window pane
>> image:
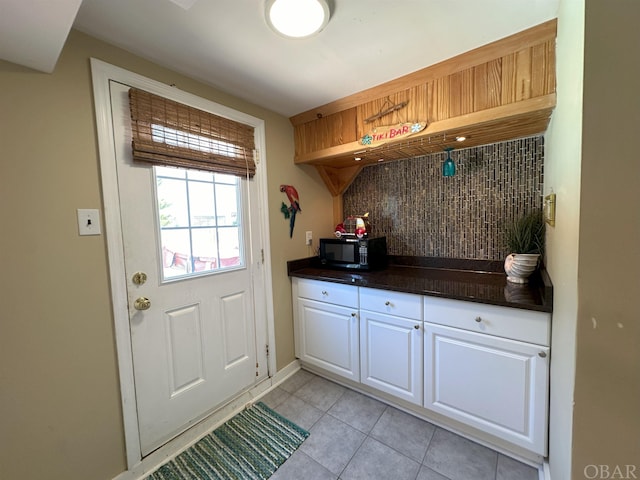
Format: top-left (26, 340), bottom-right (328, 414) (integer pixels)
top-left (157, 178), bottom-right (189, 227)
top-left (192, 228), bottom-right (218, 273)
top-left (218, 227), bottom-right (241, 267)
top-left (214, 173), bottom-right (238, 184)
top-left (215, 184), bottom-right (239, 226)
top-left (187, 170), bottom-right (213, 182)
top-left (154, 165), bottom-right (244, 282)
top-left (189, 181), bottom-right (216, 226)
top-left (156, 166), bottom-right (186, 179)
top-left (161, 228), bottom-right (191, 278)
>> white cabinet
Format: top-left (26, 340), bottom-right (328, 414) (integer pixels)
top-left (423, 296), bottom-right (550, 455)
top-left (292, 278), bottom-right (360, 381)
top-left (291, 277), bottom-right (552, 457)
top-left (360, 310), bottom-right (423, 405)
top-left (359, 288), bottom-right (423, 405)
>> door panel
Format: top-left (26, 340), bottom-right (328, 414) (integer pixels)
top-left (166, 304), bottom-right (205, 395)
top-left (109, 81), bottom-right (263, 456)
top-left (221, 291), bottom-right (251, 367)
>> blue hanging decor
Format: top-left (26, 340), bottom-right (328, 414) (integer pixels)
top-left (443, 147), bottom-right (456, 177)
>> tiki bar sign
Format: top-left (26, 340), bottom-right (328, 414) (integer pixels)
top-left (360, 122), bottom-right (427, 147)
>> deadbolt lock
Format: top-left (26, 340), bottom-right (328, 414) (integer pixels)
top-left (132, 272), bottom-right (147, 285)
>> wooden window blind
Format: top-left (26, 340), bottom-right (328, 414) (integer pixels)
top-left (128, 88), bottom-right (256, 177)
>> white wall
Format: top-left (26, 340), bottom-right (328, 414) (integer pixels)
top-left (572, 0), bottom-right (640, 473)
top-left (543, 0), bottom-right (584, 478)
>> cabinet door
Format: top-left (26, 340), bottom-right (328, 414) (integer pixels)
top-left (297, 298), bottom-right (360, 381)
top-left (360, 310), bottom-right (423, 405)
top-left (424, 323), bottom-right (549, 455)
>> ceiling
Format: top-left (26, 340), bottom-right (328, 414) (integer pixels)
top-left (2, 0), bottom-right (558, 117)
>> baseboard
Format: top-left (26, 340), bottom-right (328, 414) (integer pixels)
top-left (112, 360), bottom-right (302, 480)
top-left (266, 359), bottom-right (301, 387)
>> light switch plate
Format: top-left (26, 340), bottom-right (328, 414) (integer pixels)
top-left (77, 209), bottom-right (101, 236)
top-left (544, 193), bottom-right (556, 227)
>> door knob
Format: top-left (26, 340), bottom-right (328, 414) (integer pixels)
top-left (134, 297), bottom-right (151, 311)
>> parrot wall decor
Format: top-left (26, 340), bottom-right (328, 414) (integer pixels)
top-left (279, 184), bottom-right (301, 238)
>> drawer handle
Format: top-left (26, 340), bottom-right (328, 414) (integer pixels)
top-left (321, 290), bottom-right (328, 296)
top-left (385, 301), bottom-right (391, 306)
top-left (475, 316), bottom-right (482, 323)
top-left (538, 351), bottom-right (547, 358)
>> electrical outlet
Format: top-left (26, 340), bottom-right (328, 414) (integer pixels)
top-left (77, 209), bottom-right (101, 236)
top-left (305, 231), bottom-right (313, 246)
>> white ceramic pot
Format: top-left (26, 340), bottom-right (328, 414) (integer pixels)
top-left (504, 253), bottom-right (540, 283)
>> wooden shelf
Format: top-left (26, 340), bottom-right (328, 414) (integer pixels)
top-left (290, 20), bottom-right (557, 126)
top-left (288, 19), bottom-right (557, 203)
top-left (297, 94), bottom-right (555, 169)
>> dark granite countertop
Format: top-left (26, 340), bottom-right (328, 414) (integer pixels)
top-left (287, 256), bottom-right (553, 313)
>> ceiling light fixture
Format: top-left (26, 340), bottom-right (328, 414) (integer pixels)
top-left (265, 0), bottom-right (330, 38)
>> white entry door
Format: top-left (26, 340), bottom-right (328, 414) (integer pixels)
top-left (109, 81), bottom-right (267, 456)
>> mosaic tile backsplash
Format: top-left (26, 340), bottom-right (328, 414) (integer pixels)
top-left (342, 136), bottom-right (544, 261)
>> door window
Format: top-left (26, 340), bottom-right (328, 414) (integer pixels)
top-left (155, 166), bottom-right (243, 280)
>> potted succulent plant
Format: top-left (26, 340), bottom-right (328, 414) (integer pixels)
top-left (504, 209), bottom-right (545, 283)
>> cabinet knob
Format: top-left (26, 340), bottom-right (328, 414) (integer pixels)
top-left (475, 316), bottom-right (482, 323)
top-left (414, 324), bottom-right (420, 330)
top-left (385, 301), bottom-right (391, 306)
top-left (351, 312), bottom-right (357, 317)
top-left (321, 290), bottom-right (328, 296)
top-left (538, 351), bottom-right (547, 358)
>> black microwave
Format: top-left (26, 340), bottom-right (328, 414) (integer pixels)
top-left (319, 236), bottom-right (387, 270)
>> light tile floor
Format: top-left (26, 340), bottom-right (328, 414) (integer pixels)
top-left (261, 369), bottom-right (539, 480)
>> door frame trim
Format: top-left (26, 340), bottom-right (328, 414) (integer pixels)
top-left (90, 58), bottom-right (276, 468)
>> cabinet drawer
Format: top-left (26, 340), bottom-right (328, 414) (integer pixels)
top-left (294, 277), bottom-right (358, 308)
top-left (424, 296), bottom-right (550, 346)
top-left (360, 287), bottom-right (423, 320)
